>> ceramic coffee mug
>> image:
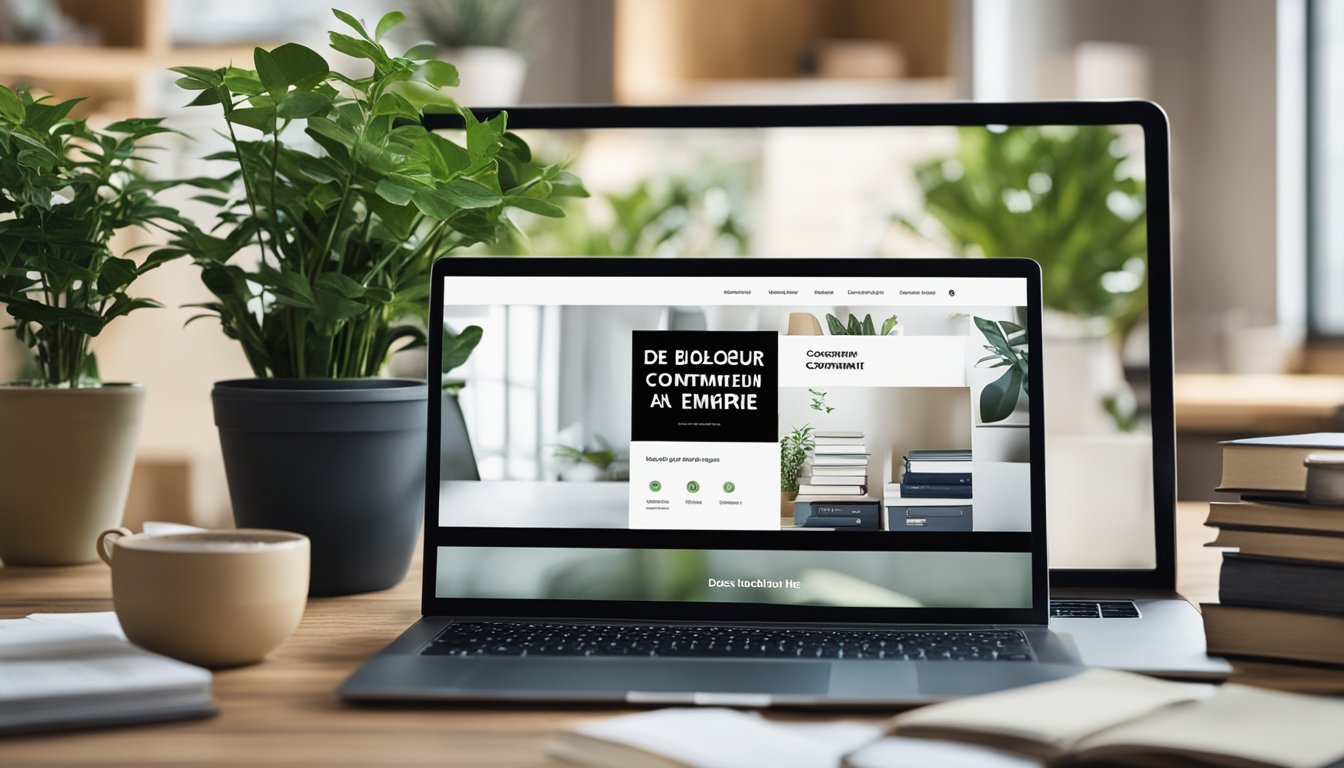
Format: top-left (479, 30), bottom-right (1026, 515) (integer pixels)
top-left (97, 527), bottom-right (309, 668)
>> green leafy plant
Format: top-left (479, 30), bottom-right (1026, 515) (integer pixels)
top-left (552, 438), bottom-right (619, 471)
top-left (780, 424), bottom-right (815, 493)
top-left (808, 388), bottom-right (833, 414)
top-left (1102, 392), bottom-right (1138, 433)
top-left (415, 0), bottom-right (536, 51)
top-left (493, 176), bottom-right (748, 258)
top-left (974, 316), bottom-right (1029, 424)
top-left (440, 322), bottom-right (482, 392)
top-left (167, 9), bottom-right (584, 379)
top-left (0, 86), bottom-right (191, 387)
top-left (907, 125), bottom-right (1147, 347)
top-left (824, 313), bottom-right (898, 336)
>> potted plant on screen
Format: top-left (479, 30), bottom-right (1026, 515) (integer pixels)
top-left (779, 424), bottom-right (814, 519)
top-left (167, 9), bottom-right (583, 595)
top-left (0, 86), bottom-right (190, 564)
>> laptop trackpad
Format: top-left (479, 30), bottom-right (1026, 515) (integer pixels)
top-left (461, 659), bottom-right (830, 695)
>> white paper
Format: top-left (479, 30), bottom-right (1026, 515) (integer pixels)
top-left (552, 708), bottom-right (883, 768)
top-left (0, 619), bottom-right (209, 704)
top-left (26, 611), bottom-right (126, 640)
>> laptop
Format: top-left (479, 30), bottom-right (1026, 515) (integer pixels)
top-left (341, 101), bottom-right (1227, 707)
top-left (341, 255), bottom-right (1087, 705)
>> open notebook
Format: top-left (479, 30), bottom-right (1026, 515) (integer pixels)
top-left (550, 670), bottom-right (1344, 768)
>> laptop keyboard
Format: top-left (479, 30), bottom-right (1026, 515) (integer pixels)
top-left (423, 621), bottom-right (1035, 661)
top-left (1049, 600), bottom-right (1141, 619)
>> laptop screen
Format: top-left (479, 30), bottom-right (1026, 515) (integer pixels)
top-left (425, 112), bottom-right (1166, 592)
top-left (433, 258), bottom-right (1043, 617)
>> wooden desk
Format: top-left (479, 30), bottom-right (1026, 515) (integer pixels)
top-left (1, 504), bottom-right (1221, 767)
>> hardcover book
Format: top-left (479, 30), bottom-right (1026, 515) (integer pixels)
top-left (1218, 553), bottom-right (1344, 615)
top-left (1206, 499), bottom-right (1344, 535)
top-left (1207, 527), bottom-right (1344, 565)
top-left (898, 483), bottom-right (973, 499)
top-left (1217, 432), bottom-right (1344, 497)
top-left (1202, 603), bottom-right (1344, 667)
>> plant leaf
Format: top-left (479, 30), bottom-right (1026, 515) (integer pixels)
top-left (420, 60), bottom-right (459, 88)
top-left (227, 105), bottom-right (276, 133)
top-left (331, 8), bottom-right (369, 39)
top-left (253, 47), bottom-right (287, 98)
top-left (880, 314), bottom-right (900, 335)
top-left (442, 324), bottom-right (483, 376)
top-left (276, 91), bottom-right (331, 120)
top-left (506, 195), bottom-right (565, 218)
top-left (825, 314), bottom-right (846, 335)
top-left (404, 42), bottom-right (436, 61)
top-left (374, 10), bottom-right (405, 41)
top-left (980, 366), bottom-right (1023, 423)
top-left (269, 42), bottom-right (329, 90)
top-left (96, 257), bottom-right (138, 294)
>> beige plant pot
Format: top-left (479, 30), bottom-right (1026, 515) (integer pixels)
top-left (0, 384), bottom-right (145, 565)
top-left (780, 490), bottom-right (798, 521)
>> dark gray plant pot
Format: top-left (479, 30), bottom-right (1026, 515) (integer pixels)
top-left (440, 391), bottom-right (480, 482)
top-left (212, 379), bottom-right (427, 596)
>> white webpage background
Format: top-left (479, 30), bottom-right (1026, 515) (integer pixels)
top-left (628, 442), bottom-right (778, 530)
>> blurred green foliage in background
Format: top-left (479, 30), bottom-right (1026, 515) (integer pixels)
top-left (909, 125), bottom-right (1148, 348)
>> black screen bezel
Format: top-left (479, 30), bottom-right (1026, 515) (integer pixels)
top-left (421, 100), bottom-right (1177, 601)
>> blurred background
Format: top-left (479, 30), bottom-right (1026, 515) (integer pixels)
top-left (0, 0), bottom-right (1336, 528)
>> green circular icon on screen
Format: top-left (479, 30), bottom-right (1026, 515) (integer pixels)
top-left (723, 481), bottom-right (736, 493)
top-left (686, 480), bottom-right (701, 493)
top-left (649, 480), bottom-right (662, 492)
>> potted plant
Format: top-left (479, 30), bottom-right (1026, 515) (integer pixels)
top-left (972, 316), bottom-right (1029, 425)
top-left (412, 0), bottom-right (536, 106)
top-left (779, 424), bottom-right (814, 518)
top-left (552, 438), bottom-right (621, 482)
top-left (168, 9), bottom-right (582, 595)
top-left (906, 125), bottom-right (1146, 434)
top-left (0, 86), bottom-right (190, 564)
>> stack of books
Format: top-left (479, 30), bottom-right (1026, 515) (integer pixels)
top-left (794, 431), bottom-right (879, 530)
top-left (797, 431), bottom-right (869, 496)
top-left (1201, 433), bottom-right (1344, 683)
top-left (883, 449), bottom-right (973, 531)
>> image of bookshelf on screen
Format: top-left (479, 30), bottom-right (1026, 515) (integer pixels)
top-left (794, 430), bottom-right (880, 530)
top-left (883, 450), bottom-right (973, 532)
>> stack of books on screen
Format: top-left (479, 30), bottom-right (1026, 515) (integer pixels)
top-left (1202, 433), bottom-right (1344, 688)
top-left (794, 431), bottom-right (879, 530)
top-left (882, 450), bottom-right (973, 532)
top-left (797, 431), bottom-right (869, 496)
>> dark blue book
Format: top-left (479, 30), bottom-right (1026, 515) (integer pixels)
top-left (1219, 553), bottom-right (1344, 614)
top-left (898, 483), bottom-right (973, 499)
top-left (901, 472), bottom-right (971, 486)
top-left (800, 515), bottom-right (878, 530)
top-left (887, 505), bottom-right (973, 531)
top-left (794, 499), bottom-right (880, 528)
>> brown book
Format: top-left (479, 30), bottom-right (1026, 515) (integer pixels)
top-left (1206, 499), bottom-right (1344, 535)
top-left (1229, 660), bottom-right (1344, 695)
top-left (1207, 527), bottom-right (1344, 564)
top-left (1202, 603), bottom-right (1344, 667)
top-left (1217, 433), bottom-right (1344, 497)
